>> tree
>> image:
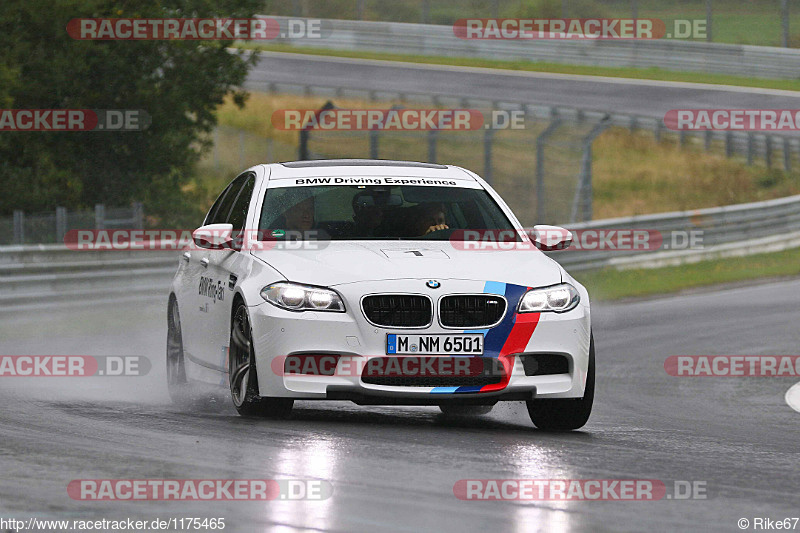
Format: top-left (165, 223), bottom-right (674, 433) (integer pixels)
top-left (0, 0), bottom-right (262, 225)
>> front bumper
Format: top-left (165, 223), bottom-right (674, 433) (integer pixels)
top-left (325, 385), bottom-right (537, 405)
top-left (249, 279), bottom-right (591, 402)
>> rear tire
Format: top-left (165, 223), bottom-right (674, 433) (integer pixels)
top-left (526, 333), bottom-right (595, 430)
top-left (166, 297), bottom-right (193, 406)
top-left (229, 302), bottom-right (293, 418)
top-left (439, 405), bottom-right (493, 416)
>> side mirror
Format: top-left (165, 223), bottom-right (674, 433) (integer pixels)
top-left (192, 223), bottom-right (234, 250)
top-left (532, 225), bottom-right (573, 251)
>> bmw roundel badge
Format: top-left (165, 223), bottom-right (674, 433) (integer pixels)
top-left (426, 280), bottom-right (441, 289)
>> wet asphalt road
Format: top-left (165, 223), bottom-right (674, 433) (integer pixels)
top-left (0, 276), bottom-right (798, 532)
top-left (245, 51), bottom-right (800, 123)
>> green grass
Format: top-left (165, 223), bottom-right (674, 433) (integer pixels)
top-left (602, 3), bottom-right (800, 47)
top-left (240, 43), bottom-right (800, 92)
top-left (576, 246), bottom-right (800, 301)
top-left (597, 2), bottom-right (800, 47)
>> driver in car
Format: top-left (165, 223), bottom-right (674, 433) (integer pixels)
top-left (283, 192), bottom-right (315, 233)
top-left (272, 188), bottom-right (321, 242)
top-left (413, 202), bottom-right (449, 236)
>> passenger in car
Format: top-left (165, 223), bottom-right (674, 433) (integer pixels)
top-left (352, 192), bottom-right (385, 238)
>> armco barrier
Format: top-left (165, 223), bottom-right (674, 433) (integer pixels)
top-left (0, 245), bottom-right (177, 309)
top-left (259, 16), bottom-right (800, 80)
top-left (549, 192), bottom-right (800, 270)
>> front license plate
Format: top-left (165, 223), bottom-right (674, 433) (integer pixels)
top-left (386, 334), bottom-right (484, 355)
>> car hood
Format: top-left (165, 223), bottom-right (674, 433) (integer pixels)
top-left (250, 241), bottom-right (563, 288)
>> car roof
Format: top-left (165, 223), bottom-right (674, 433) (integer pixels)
top-left (264, 159), bottom-right (478, 182)
top-left (281, 159), bottom-right (448, 169)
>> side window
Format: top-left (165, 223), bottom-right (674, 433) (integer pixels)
top-left (226, 175), bottom-right (255, 231)
top-left (208, 173), bottom-right (250, 225)
top-left (204, 183), bottom-right (234, 226)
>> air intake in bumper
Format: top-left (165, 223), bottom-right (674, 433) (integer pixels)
top-left (361, 356), bottom-right (504, 387)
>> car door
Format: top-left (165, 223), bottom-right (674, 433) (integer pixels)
top-left (176, 178), bottom-right (234, 370)
top-left (184, 174), bottom-right (248, 371)
top-left (196, 172), bottom-right (256, 371)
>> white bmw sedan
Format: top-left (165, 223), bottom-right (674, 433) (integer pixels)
top-left (168, 160), bottom-right (594, 429)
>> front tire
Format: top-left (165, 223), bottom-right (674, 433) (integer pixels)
top-left (526, 333), bottom-right (595, 430)
top-left (229, 302), bottom-right (293, 418)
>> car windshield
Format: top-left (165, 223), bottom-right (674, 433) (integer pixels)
top-left (258, 183), bottom-right (518, 241)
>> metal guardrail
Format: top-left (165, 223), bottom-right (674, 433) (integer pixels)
top-left (0, 245), bottom-right (177, 310)
top-left (262, 16), bottom-right (800, 79)
top-left (2, 203), bottom-right (144, 245)
top-left (548, 193), bottom-right (800, 271)
top-left (2, 193), bottom-right (800, 309)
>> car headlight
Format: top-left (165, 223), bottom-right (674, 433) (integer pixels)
top-left (518, 283), bottom-right (580, 313)
top-left (260, 282), bottom-right (346, 312)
